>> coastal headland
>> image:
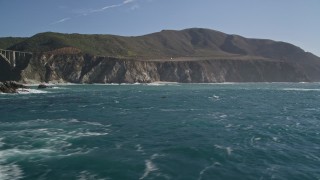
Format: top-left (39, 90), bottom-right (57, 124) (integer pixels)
top-left (1, 28), bottom-right (320, 84)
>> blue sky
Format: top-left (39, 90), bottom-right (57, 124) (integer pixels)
top-left (0, 0), bottom-right (319, 56)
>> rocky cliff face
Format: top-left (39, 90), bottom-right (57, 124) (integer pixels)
top-left (2, 28), bottom-right (320, 83)
top-left (20, 53), bottom-right (309, 83)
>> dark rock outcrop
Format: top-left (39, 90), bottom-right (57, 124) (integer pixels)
top-left (0, 81), bottom-right (27, 93)
top-left (38, 83), bottom-right (50, 89)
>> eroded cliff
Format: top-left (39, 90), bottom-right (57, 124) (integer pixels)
top-left (20, 53), bottom-right (309, 83)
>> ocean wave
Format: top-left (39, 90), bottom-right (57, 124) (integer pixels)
top-left (145, 81), bottom-right (179, 86)
top-left (73, 132), bottom-right (109, 137)
top-left (135, 144), bottom-right (144, 153)
top-left (208, 95), bottom-right (220, 101)
top-left (0, 118), bottom-right (109, 128)
top-left (51, 87), bottom-right (69, 89)
top-left (160, 108), bottom-right (188, 112)
top-left (146, 83), bottom-right (166, 86)
top-left (0, 148), bottom-right (55, 160)
top-left (140, 154), bottom-right (160, 180)
top-left (0, 118), bottom-right (110, 167)
top-left (197, 162), bottom-right (220, 180)
top-left (17, 88), bottom-right (48, 94)
top-left (0, 163), bottom-right (23, 180)
top-left (46, 109), bottom-right (69, 113)
top-left (77, 170), bottom-right (107, 180)
top-left (281, 88), bottom-right (320, 91)
top-left (0, 138), bottom-right (4, 148)
top-left (214, 145), bottom-right (233, 155)
top-left (93, 83), bottom-right (120, 86)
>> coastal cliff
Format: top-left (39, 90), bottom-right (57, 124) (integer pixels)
top-left (20, 53), bottom-right (308, 83)
top-left (1, 28), bottom-right (320, 83)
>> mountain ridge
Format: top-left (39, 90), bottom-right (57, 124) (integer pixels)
top-left (1, 28), bottom-right (320, 83)
top-left (5, 28), bottom-right (317, 60)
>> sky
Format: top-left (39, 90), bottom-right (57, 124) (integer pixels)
top-left (0, 0), bottom-right (319, 56)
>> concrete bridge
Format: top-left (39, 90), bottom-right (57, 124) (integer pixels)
top-left (0, 49), bottom-right (32, 68)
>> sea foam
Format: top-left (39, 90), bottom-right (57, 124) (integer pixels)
top-left (17, 88), bottom-right (48, 94)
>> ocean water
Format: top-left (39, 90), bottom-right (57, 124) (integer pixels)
top-left (1, 83), bottom-right (320, 180)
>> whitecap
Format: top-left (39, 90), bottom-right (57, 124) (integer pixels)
top-left (214, 144), bottom-right (224, 149)
top-left (209, 95), bottom-right (220, 101)
top-left (69, 119), bottom-right (80, 123)
top-left (77, 170), bottom-right (106, 180)
top-left (47, 109), bottom-right (69, 113)
top-left (219, 114), bottom-right (227, 118)
top-left (17, 88), bottom-right (48, 94)
top-left (214, 145), bottom-right (233, 155)
top-left (146, 83), bottom-right (166, 86)
top-left (281, 88), bottom-right (320, 91)
top-left (0, 138), bottom-right (4, 148)
top-left (243, 125), bottom-right (254, 130)
top-left (197, 163), bottom-right (217, 180)
top-left (254, 137), bottom-right (261, 141)
top-left (0, 148), bottom-right (55, 159)
top-left (160, 109), bottom-right (187, 112)
top-left (139, 154), bottom-right (161, 179)
top-left (136, 144), bottom-right (144, 153)
top-left (75, 132), bottom-right (109, 137)
top-left (51, 87), bottom-right (69, 89)
top-left (92, 83), bottom-right (120, 86)
top-left (82, 121), bottom-right (104, 126)
top-left (139, 160), bottom-right (158, 180)
top-left (226, 147), bottom-right (233, 155)
top-left (66, 129), bottom-right (109, 138)
top-left (0, 163), bottom-right (23, 180)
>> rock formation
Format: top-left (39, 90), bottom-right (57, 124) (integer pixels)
top-left (0, 81), bottom-right (27, 93)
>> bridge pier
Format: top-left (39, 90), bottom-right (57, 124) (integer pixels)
top-left (11, 51), bottom-right (16, 67)
top-left (0, 49), bottom-right (32, 68)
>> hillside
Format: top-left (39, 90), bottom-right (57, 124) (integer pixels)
top-left (0, 37), bottom-right (27, 49)
top-left (6, 28), bottom-right (317, 61)
top-left (1, 28), bottom-right (320, 83)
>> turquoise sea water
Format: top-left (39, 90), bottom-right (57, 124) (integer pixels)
top-left (1, 83), bottom-right (320, 180)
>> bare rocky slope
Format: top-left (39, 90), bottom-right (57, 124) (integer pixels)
top-left (1, 28), bottom-right (320, 83)
top-left (19, 54), bottom-right (307, 83)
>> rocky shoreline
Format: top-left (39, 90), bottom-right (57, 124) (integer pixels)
top-left (0, 81), bottom-right (28, 93)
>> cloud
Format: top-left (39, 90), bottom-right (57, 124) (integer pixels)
top-left (50, 17), bottom-right (71, 25)
top-left (91, 0), bottom-right (135, 13)
top-left (50, 0), bottom-right (136, 25)
top-left (124, 0), bottom-right (135, 4)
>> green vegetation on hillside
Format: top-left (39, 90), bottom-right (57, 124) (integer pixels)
top-left (0, 37), bottom-right (27, 49)
top-left (2, 28), bottom-right (318, 62)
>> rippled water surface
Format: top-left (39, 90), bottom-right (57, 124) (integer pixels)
top-left (1, 83), bottom-right (320, 180)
